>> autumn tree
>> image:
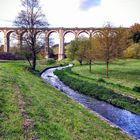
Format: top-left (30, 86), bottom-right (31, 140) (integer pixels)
top-left (114, 27), bottom-right (129, 57)
top-left (95, 23), bottom-right (127, 78)
top-left (125, 23), bottom-right (140, 58)
top-left (14, 0), bottom-right (49, 71)
top-left (128, 23), bottom-right (140, 43)
top-left (129, 23), bottom-right (140, 35)
top-left (132, 32), bottom-right (140, 43)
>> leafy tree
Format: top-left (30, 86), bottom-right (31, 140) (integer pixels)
top-left (66, 39), bottom-right (79, 61)
top-left (129, 23), bottom-right (140, 43)
top-left (127, 23), bottom-right (140, 58)
top-left (14, 0), bottom-right (49, 70)
top-left (114, 27), bottom-right (130, 57)
top-left (132, 32), bottom-right (140, 43)
top-left (75, 37), bottom-right (89, 65)
top-left (95, 23), bottom-right (126, 78)
top-left (66, 37), bottom-right (89, 65)
top-left (84, 37), bottom-right (95, 72)
top-left (129, 23), bottom-right (140, 34)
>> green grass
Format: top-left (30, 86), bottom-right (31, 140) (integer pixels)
top-left (55, 68), bottom-right (140, 114)
top-left (72, 59), bottom-right (140, 99)
top-left (54, 59), bottom-right (140, 114)
top-left (0, 60), bottom-right (133, 140)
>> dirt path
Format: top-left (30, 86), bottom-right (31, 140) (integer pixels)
top-left (14, 84), bottom-right (39, 140)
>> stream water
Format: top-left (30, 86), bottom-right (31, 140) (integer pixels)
top-left (41, 65), bottom-right (140, 139)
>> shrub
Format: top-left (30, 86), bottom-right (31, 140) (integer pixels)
top-left (97, 78), bottom-right (105, 83)
top-left (123, 44), bottom-right (140, 59)
top-left (0, 52), bottom-right (16, 60)
top-left (37, 59), bottom-right (47, 65)
top-left (0, 52), bottom-right (25, 60)
top-left (133, 86), bottom-right (140, 93)
top-left (72, 60), bottom-right (81, 66)
top-left (47, 58), bottom-right (56, 65)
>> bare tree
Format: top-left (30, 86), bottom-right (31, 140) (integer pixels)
top-left (14, 0), bottom-right (49, 71)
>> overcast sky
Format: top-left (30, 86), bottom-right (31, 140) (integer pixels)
top-left (0, 0), bottom-right (140, 28)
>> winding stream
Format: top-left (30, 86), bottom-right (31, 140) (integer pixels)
top-left (41, 65), bottom-right (140, 139)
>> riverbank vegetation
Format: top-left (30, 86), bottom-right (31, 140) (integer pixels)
top-left (0, 60), bottom-right (133, 139)
top-left (54, 59), bottom-right (140, 114)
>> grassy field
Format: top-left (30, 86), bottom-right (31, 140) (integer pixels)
top-left (0, 60), bottom-right (133, 140)
top-left (72, 59), bottom-right (140, 99)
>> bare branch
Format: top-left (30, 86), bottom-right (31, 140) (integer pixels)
top-left (14, 0), bottom-right (49, 70)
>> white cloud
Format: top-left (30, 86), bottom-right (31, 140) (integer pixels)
top-left (80, 0), bottom-right (101, 10)
top-left (0, 0), bottom-right (140, 27)
top-left (97, 0), bottom-right (140, 27)
top-left (41, 0), bottom-right (140, 27)
top-left (40, 0), bottom-right (82, 27)
top-left (0, 0), bottom-right (20, 26)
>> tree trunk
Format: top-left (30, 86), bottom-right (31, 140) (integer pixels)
top-left (106, 61), bottom-right (109, 78)
top-left (32, 51), bottom-right (36, 71)
top-left (26, 57), bottom-right (32, 68)
top-left (89, 60), bottom-right (92, 73)
top-left (79, 60), bottom-right (82, 65)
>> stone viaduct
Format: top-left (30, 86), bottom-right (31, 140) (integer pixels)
top-left (0, 27), bottom-right (106, 60)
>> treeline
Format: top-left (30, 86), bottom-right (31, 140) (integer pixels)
top-left (65, 23), bottom-right (140, 78)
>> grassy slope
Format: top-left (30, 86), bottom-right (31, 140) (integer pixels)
top-left (72, 59), bottom-right (140, 99)
top-left (0, 61), bottom-right (133, 140)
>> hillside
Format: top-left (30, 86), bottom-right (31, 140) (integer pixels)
top-left (0, 60), bottom-right (133, 140)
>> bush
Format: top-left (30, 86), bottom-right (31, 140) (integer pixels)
top-left (123, 44), bottom-right (140, 59)
top-left (46, 58), bottom-right (56, 65)
top-left (72, 60), bottom-right (81, 66)
top-left (97, 78), bottom-right (105, 83)
top-left (133, 86), bottom-right (140, 93)
top-left (57, 58), bottom-right (70, 66)
top-left (0, 52), bottom-right (16, 60)
top-left (0, 52), bottom-right (24, 60)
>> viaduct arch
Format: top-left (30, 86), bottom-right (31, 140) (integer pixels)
top-left (0, 27), bottom-right (109, 60)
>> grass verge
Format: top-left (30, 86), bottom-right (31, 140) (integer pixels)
top-left (54, 59), bottom-right (140, 115)
top-left (72, 59), bottom-right (140, 99)
top-left (0, 60), bottom-right (133, 140)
